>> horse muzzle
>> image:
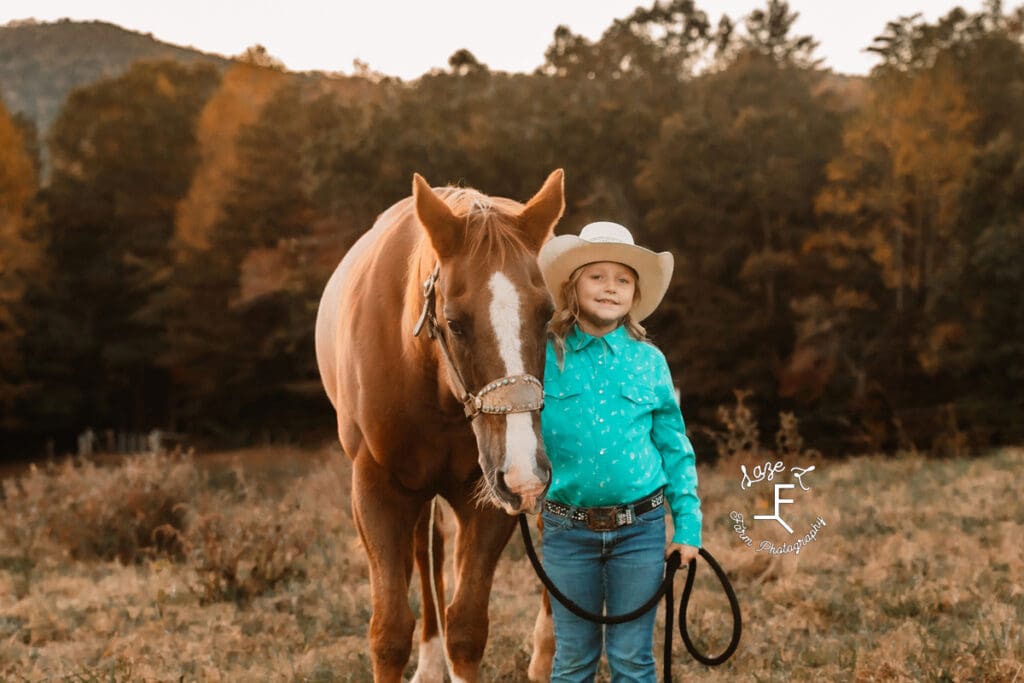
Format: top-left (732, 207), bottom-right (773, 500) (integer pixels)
top-left (496, 470), bottom-right (549, 514)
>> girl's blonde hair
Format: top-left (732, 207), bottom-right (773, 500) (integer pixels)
top-left (547, 264), bottom-right (647, 368)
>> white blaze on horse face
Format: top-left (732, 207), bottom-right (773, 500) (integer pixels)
top-left (488, 272), bottom-right (526, 377)
top-left (488, 272), bottom-right (543, 500)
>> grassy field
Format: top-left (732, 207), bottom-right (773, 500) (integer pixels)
top-left (1, 445), bottom-right (1022, 682)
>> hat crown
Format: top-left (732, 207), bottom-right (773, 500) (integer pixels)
top-left (578, 221), bottom-right (635, 245)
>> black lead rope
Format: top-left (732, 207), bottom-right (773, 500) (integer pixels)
top-left (517, 514), bottom-right (741, 679)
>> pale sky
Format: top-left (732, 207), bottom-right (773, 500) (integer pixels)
top-left (1, 1), bottom-right (988, 78)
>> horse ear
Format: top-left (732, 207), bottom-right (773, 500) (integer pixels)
top-left (413, 173), bottom-right (464, 258)
top-left (519, 169), bottom-right (565, 253)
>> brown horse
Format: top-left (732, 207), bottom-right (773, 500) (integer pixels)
top-left (315, 170), bottom-right (564, 681)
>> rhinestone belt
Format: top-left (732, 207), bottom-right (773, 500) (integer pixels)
top-left (543, 489), bottom-right (665, 531)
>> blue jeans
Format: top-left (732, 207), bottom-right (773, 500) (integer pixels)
top-left (541, 503), bottom-right (667, 683)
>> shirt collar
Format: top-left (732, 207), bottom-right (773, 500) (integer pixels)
top-left (568, 323), bottom-right (630, 354)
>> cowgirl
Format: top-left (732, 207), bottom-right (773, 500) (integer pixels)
top-left (537, 221), bottom-right (702, 682)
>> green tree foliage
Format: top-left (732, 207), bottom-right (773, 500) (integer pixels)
top-left (158, 81), bottom-right (320, 436)
top-left (0, 97), bottom-right (44, 428)
top-left (31, 60), bottom-right (219, 436)
top-left (638, 8), bottom-right (841, 413)
top-left (808, 2), bottom-right (1024, 447)
top-left (740, 0), bottom-right (820, 67)
top-left (6, 0), bottom-right (1024, 454)
top-left (537, 1), bottom-right (725, 227)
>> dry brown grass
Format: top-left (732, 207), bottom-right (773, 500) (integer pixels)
top-left (1, 444), bottom-right (1022, 681)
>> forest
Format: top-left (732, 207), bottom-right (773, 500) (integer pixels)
top-left (2, 0), bottom-right (1023, 458)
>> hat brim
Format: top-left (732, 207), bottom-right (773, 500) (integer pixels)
top-left (538, 235), bottom-right (674, 322)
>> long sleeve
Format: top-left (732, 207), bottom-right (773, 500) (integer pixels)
top-left (650, 351), bottom-right (702, 546)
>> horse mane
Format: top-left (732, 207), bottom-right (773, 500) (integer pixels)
top-left (402, 186), bottom-right (528, 349)
top-left (434, 187), bottom-right (527, 259)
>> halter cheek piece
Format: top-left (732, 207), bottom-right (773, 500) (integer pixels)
top-left (413, 262), bottom-right (545, 419)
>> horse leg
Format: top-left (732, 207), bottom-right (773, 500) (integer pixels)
top-left (443, 495), bottom-right (516, 681)
top-left (351, 451), bottom-right (424, 682)
top-left (411, 500), bottom-right (446, 683)
top-left (527, 515), bottom-right (554, 682)
top-left (528, 591), bottom-right (555, 682)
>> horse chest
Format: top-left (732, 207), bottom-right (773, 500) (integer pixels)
top-left (362, 413), bottom-right (479, 490)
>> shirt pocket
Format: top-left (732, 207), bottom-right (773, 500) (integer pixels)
top-left (541, 378), bottom-right (585, 432)
top-left (617, 383), bottom-right (657, 432)
top-left (544, 382), bottom-right (584, 402)
top-left (620, 384), bottom-right (657, 408)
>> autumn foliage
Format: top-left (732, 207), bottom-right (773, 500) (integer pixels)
top-left (3, 1), bottom-right (1024, 455)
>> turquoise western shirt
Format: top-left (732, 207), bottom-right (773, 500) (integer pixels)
top-left (541, 324), bottom-right (702, 546)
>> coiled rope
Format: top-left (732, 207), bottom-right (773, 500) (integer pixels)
top-left (517, 514), bottom-right (742, 679)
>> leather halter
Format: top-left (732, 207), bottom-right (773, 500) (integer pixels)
top-left (413, 262), bottom-right (545, 419)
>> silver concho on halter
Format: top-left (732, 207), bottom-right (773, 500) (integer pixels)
top-left (472, 374), bottom-right (544, 415)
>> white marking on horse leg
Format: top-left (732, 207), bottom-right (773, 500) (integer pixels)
top-left (410, 636), bottom-right (444, 683)
top-left (528, 606), bottom-right (555, 682)
top-left (488, 272), bottom-right (542, 500)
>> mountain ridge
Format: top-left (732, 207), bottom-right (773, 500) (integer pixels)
top-left (0, 19), bottom-right (235, 137)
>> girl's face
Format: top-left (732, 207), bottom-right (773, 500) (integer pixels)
top-left (573, 261), bottom-right (637, 336)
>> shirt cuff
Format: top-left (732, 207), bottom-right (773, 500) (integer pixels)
top-left (672, 514), bottom-right (702, 547)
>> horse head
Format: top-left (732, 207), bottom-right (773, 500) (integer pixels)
top-left (412, 170), bottom-right (564, 514)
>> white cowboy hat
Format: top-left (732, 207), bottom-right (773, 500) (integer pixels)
top-left (538, 221), bottom-right (674, 322)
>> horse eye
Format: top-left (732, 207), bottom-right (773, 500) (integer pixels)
top-left (446, 319), bottom-right (465, 336)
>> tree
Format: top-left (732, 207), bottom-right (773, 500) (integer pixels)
top-left (448, 48), bottom-right (488, 76)
top-left (741, 0), bottom-right (820, 68)
top-left (158, 81), bottom-right (321, 435)
top-left (804, 1), bottom-right (1024, 448)
top-left (0, 96), bottom-right (44, 429)
top-left (638, 46), bottom-right (841, 409)
top-left (36, 60), bottom-right (219, 435)
top-left (804, 64), bottom-right (974, 448)
top-left (174, 61), bottom-right (288, 251)
top-left (540, 1), bottom-right (716, 81)
top-left (913, 4), bottom-right (1024, 440)
top-left (535, 1), bottom-right (728, 229)
top-left (237, 44), bottom-right (286, 72)
top-left (819, 61), bottom-right (975, 315)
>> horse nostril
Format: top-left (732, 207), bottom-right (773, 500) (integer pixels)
top-left (535, 466), bottom-right (551, 485)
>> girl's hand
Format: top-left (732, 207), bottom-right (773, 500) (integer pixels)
top-left (667, 543), bottom-right (699, 563)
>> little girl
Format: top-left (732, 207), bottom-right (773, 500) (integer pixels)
top-left (537, 221), bottom-right (702, 682)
